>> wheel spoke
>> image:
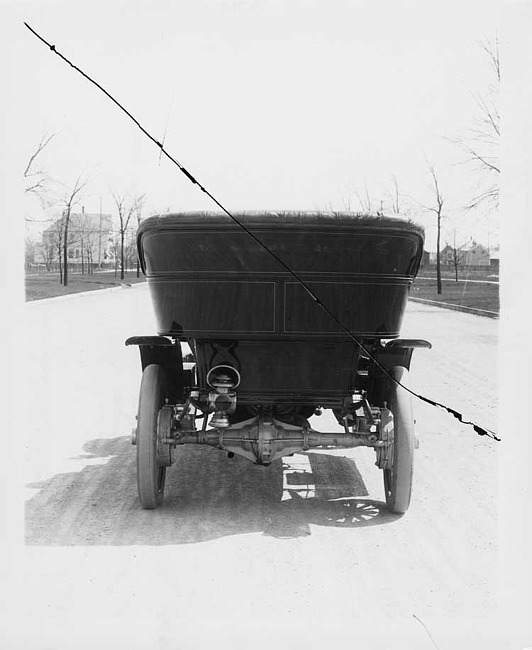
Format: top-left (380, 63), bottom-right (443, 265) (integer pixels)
top-left (382, 366), bottom-right (414, 514)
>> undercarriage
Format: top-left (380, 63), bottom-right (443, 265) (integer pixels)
top-left (150, 402), bottom-right (393, 467)
top-left (128, 336), bottom-right (429, 514)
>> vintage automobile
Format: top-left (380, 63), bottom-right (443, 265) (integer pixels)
top-left (127, 211), bottom-right (430, 513)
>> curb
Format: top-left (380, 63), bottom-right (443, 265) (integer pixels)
top-left (409, 297), bottom-right (499, 319)
top-left (25, 281), bottom-right (147, 305)
top-left (415, 276), bottom-right (499, 285)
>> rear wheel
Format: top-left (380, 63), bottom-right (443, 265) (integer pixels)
top-left (382, 366), bottom-right (415, 514)
top-left (137, 364), bottom-right (167, 509)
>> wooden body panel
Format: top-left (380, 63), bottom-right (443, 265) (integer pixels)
top-left (138, 212), bottom-right (424, 340)
top-left (137, 212), bottom-right (424, 403)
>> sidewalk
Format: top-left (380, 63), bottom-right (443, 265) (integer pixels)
top-left (409, 296), bottom-right (499, 318)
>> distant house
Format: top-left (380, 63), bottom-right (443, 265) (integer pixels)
top-left (41, 211), bottom-right (114, 269)
top-left (462, 240), bottom-right (490, 266)
top-left (440, 244), bottom-right (462, 266)
top-left (429, 240), bottom-right (490, 268)
top-left (429, 248), bottom-right (462, 265)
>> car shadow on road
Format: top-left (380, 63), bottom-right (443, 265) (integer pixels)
top-left (25, 435), bottom-right (402, 546)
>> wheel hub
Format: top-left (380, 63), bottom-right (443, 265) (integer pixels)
top-left (375, 407), bottom-right (394, 470)
top-left (157, 406), bottom-right (174, 466)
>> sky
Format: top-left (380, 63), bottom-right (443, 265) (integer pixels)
top-left (2, 0), bottom-right (508, 253)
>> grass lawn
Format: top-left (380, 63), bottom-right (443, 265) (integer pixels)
top-left (411, 269), bottom-right (499, 315)
top-left (25, 270), bottom-right (146, 301)
top-left (417, 266), bottom-right (499, 282)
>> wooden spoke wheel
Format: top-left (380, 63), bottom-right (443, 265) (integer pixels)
top-left (383, 366), bottom-right (415, 514)
top-left (137, 364), bottom-right (168, 509)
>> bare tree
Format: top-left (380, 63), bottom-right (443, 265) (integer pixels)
top-left (125, 229), bottom-right (138, 275)
top-left (43, 237), bottom-right (56, 271)
top-left (60, 177), bottom-right (87, 286)
top-left (445, 229), bottom-right (467, 282)
top-left (24, 133), bottom-right (54, 202)
top-left (75, 212), bottom-right (97, 275)
top-left (135, 201), bottom-right (146, 278)
top-left (113, 193), bottom-right (145, 280)
top-left (422, 161), bottom-right (445, 295)
top-left (84, 220), bottom-right (100, 275)
top-left (107, 234), bottom-right (120, 278)
top-left (356, 185), bottom-right (373, 214)
top-left (45, 217), bottom-right (65, 284)
top-left (341, 197), bottom-right (352, 211)
top-left (451, 35), bottom-right (500, 211)
top-left (385, 175), bottom-right (402, 214)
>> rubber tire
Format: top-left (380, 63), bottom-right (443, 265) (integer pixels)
top-left (383, 366), bottom-right (415, 514)
top-left (137, 364), bottom-right (167, 509)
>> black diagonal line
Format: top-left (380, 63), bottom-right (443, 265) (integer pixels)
top-left (24, 22), bottom-right (500, 442)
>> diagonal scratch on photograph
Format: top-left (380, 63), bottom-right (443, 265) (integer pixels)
top-left (2, 0), bottom-right (530, 648)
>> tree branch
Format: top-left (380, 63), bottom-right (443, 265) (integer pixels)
top-left (24, 133), bottom-right (54, 179)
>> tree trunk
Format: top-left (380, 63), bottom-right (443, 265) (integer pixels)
top-left (58, 247), bottom-right (63, 284)
top-left (436, 214), bottom-right (442, 294)
top-left (63, 217), bottom-right (70, 286)
top-left (120, 231), bottom-right (125, 280)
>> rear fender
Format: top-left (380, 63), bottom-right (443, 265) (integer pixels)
top-left (380, 338), bottom-right (432, 371)
top-left (367, 339), bottom-right (431, 406)
top-left (126, 336), bottom-right (187, 403)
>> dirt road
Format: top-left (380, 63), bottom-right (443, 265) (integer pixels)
top-left (3, 285), bottom-right (515, 649)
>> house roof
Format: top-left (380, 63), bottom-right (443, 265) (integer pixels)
top-left (43, 213), bottom-right (113, 235)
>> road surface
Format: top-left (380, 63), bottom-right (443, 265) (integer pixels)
top-left (2, 284), bottom-right (517, 649)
